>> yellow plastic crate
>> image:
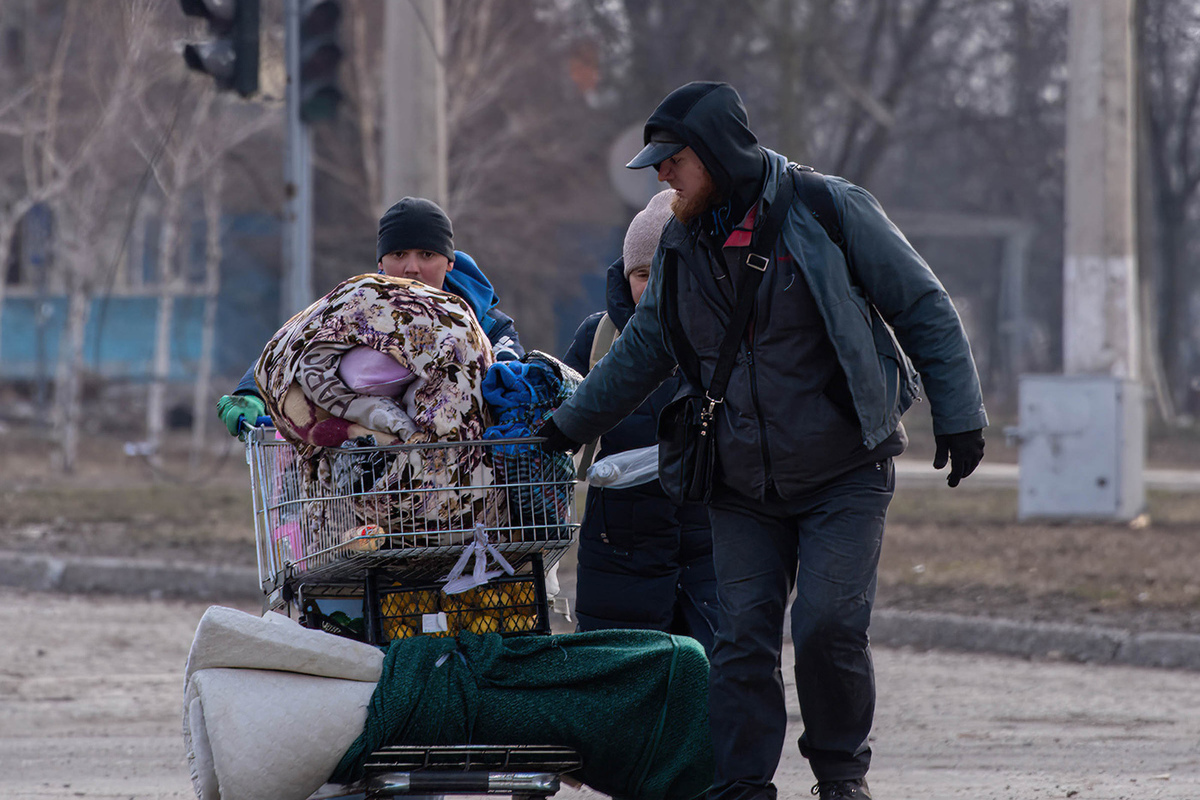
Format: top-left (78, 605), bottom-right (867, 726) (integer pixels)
top-left (379, 575), bottom-right (546, 641)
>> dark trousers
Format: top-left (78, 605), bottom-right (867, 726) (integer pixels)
top-left (705, 459), bottom-right (894, 800)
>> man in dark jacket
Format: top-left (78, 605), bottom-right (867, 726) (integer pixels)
top-left (538, 82), bottom-right (987, 800)
top-left (564, 190), bottom-right (718, 655)
top-left (217, 197), bottom-right (523, 436)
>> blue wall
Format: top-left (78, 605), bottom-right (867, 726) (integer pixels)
top-left (0, 213), bottom-right (281, 383)
top-left (2, 214), bottom-right (642, 383)
top-left (1, 294), bottom-right (203, 380)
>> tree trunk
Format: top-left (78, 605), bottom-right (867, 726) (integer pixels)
top-left (147, 197), bottom-right (182, 471)
top-left (191, 175), bottom-right (224, 467)
top-left (52, 278), bottom-right (89, 474)
top-left (1159, 210), bottom-right (1194, 414)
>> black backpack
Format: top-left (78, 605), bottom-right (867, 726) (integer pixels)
top-left (791, 164), bottom-right (848, 260)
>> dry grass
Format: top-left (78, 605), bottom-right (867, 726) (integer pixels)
top-left (2, 414), bottom-right (1198, 633)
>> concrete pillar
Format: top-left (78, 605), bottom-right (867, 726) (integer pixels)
top-left (1063, 0), bottom-right (1138, 377)
top-left (383, 0), bottom-right (447, 210)
top-left (1016, 0), bottom-right (1144, 521)
top-left (282, 0), bottom-right (313, 319)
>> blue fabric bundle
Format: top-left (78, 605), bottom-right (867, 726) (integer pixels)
top-left (481, 420), bottom-right (531, 456)
top-left (482, 352), bottom-right (581, 538)
top-left (482, 356), bottom-right (566, 428)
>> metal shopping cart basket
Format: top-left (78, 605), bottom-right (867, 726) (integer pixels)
top-left (245, 426), bottom-right (578, 643)
top-left (243, 426), bottom-right (582, 799)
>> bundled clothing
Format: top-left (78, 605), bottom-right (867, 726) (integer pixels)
top-left (482, 354), bottom-right (578, 436)
top-left (234, 250), bottom-right (523, 397)
top-left (332, 628), bottom-right (714, 800)
top-left (564, 259), bottom-right (717, 653)
top-left (255, 274), bottom-right (493, 453)
top-left (254, 274), bottom-right (499, 537)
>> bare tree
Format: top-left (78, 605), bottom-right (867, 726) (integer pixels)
top-left (2, 0), bottom-right (171, 470)
top-left (137, 99), bottom-right (276, 464)
top-left (0, 0), bottom-right (278, 469)
top-left (117, 5), bottom-right (278, 466)
top-left (191, 167), bottom-right (225, 463)
top-left (1140, 0), bottom-right (1200, 420)
top-left (0, 0), bottom-right (91, 369)
top-left (303, 0), bottom-right (611, 349)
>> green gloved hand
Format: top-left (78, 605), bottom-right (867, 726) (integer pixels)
top-left (216, 393), bottom-right (266, 438)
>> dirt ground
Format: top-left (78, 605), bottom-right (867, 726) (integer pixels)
top-left (2, 407), bottom-right (1199, 636)
top-left (7, 589), bottom-right (1200, 800)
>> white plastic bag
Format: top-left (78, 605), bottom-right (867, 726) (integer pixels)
top-left (442, 525), bottom-right (515, 594)
top-left (586, 444), bottom-right (660, 489)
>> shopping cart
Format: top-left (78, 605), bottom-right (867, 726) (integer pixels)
top-left (243, 426), bottom-right (582, 799)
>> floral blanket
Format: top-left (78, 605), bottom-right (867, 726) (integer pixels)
top-left (255, 275), bottom-right (499, 542)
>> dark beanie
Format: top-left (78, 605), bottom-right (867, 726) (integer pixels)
top-left (376, 197), bottom-right (455, 262)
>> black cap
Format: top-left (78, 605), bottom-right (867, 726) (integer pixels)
top-left (376, 197), bottom-right (455, 262)
top-left (626, 129), bottom-right (686, 170)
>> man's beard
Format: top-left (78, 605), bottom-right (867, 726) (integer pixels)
top-left (670, 173), bottom-right (721, 223)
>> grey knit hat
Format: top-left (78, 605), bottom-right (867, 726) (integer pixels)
top-left (622, 189), bottom-right (675, 277)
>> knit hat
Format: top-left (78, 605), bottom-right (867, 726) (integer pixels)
top-left (623, 189), bottom-right (675, 277)
top-left (376, 197), bottom-right (455, 262)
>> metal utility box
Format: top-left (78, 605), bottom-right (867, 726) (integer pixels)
top-left (1012, 375), bottom-right (1145, 520)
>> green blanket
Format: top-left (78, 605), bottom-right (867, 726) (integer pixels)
top-left (332, 629), bottom-right (714, 800)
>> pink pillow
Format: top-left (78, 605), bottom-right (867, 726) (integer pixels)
top-left (338, 345), bottom-right (416, 397)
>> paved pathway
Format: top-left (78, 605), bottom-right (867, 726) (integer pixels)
top-left (4, 591), bottom-right (1199, 800)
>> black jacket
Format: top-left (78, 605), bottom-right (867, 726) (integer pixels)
top-left (563, 259), bottom-right (716, 650)
top-left (563, 261), bottom-right (673, 460)
top-left (553, 85), bottom-right (991, 500)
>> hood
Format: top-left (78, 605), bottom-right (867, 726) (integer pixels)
top-left (442, 250), bottom-right (501, 336)
top-left (604, 257), bottom-right (637, 331)
top-left (643, 81), bottom-right (765, 222)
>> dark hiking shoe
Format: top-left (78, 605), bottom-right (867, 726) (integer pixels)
top-left (811, 778), bottom-right (872, 799)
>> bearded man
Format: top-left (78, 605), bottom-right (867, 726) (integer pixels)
top-left (537, 81), bottom-right (988, 800)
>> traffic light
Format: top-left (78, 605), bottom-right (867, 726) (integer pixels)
top-left (179, 0), bottom-right (260, 98)
top-left (298, 0), bottom-right (344, 123)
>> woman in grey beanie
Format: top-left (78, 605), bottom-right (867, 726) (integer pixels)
top-left (559, 189), bottom-right (718, 653)
top-left (622, 189), bottom-right (675, 282)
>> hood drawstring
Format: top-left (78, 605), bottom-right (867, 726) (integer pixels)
top-left (708, 204), bottom-right (733, 240)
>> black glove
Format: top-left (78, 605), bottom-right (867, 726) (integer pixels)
top-left (933, 429), bottom-right (985, 488)
top-left (535, 416), bottom-right (581, 454)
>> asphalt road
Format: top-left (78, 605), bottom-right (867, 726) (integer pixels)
top-left (3, 590), bottom-right (1200, 800)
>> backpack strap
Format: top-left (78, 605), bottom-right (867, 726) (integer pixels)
top-left (793, 165), bottom-right (918, 395)
top-left (588, 313), bottom-right (619, 370)
top-left (792, 164), bottom-right (849, 263)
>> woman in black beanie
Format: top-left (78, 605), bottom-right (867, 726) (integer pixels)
top-left (375, 197), bottom-right (522, 360)
top-left (217, 197), bottom-right (524, 436)
top-left (375, 197), bottom-right (458, 289)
